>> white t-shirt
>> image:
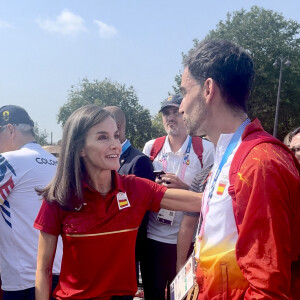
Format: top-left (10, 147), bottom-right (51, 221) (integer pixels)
top-left (143, 136), bottom-right (215, 244)
top-left (195, 133), bottom-right (241, 259)
top-left (0, 143), bottom-right (62, 291)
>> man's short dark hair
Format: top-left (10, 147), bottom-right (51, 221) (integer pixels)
top-left (183, 39), bottom-right (255, 112)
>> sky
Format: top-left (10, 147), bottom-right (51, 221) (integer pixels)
top-left (1, 0), bottom-right (300, 143)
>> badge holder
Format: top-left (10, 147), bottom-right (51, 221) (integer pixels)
top-left (170, 253), bottom-right (196, 300)
top-left (156, 208), bottom-right (175, 225)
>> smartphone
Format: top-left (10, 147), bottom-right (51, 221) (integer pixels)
top-left (153, 170), bottom-right (166, 179)
top-left (153, 170), bottom-right (170, 184)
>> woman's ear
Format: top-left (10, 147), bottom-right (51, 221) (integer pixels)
top-left (80, 148), bottom-right (85, 157)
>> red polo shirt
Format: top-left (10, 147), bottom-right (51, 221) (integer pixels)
top-left (34, 171), bottom-right (166, 299)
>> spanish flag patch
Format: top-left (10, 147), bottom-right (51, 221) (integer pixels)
top-left (216, 181), bottom-right (227, 196)
top-left (117, 192), bottom-right (131, 210)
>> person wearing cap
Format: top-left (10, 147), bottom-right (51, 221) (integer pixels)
top-left (0, 105), bottom-right (62, 300)
top-left (142, 95), bottom-right (214, 300)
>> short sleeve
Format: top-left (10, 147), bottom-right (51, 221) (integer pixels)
top-left (0, 154), bottom-right (17, 198)
top-left (34, 200), bottom-right (65, 236)
top-left (146, 180), bottom-right (167, 212)
top-left (125, 176), bottom-right (167, 213)
top-left (202, 140), bottom-right (215, 169)
top-left (142, 139), bottom-right (155, 156)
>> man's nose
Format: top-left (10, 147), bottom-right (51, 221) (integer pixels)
top-left (167, 113), bottom-right (176, 120)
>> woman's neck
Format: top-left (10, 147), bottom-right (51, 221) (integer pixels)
top-left (87, 170), bottom-right (113, 196)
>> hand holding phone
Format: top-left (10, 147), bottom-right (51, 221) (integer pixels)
top-left (153, 170), bottom-right (166, 179)
top-left (153, 170), bottom-right (170, 184)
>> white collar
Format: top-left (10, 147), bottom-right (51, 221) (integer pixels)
top-left (214, 132), bottom-right (236, 164)
top-left (164, 135), bottom-right (190, 154)
top-left (121, 139), bottom-right (128, 147)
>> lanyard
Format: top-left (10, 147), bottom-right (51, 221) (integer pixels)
top-left (198, 118), bottom-right (250, 239)
top-left (162, 136), bottom-right (192, 181)
top-left (121, 140), bottom-right (131, 155)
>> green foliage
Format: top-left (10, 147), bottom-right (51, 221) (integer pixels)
top-left (58, 78), bottom-right (157, 149)
top-left (34, 122), bottom-right (49, 146)
top-left (151, 113), bottom-right (165, 137)
top-left (179, 6), bottom-right (300, 140)
top-left (172, 73), bottom-right (183, 95)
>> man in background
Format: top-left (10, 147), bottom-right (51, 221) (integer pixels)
top-left (142, 95), bottom-right (214, 300)
top-left (0, 105), bottom-right (62, 300)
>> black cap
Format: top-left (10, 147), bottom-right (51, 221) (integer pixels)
top-left (159, 94), bottom-right (183, 112)
top-left (0, 105), bottom-right (34, 127)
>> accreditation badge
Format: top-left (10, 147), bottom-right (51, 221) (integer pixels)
top-left (117, 192), bottom-right (130, 210)
top-left (156, 208), bottom-right (175, 225)
top-left (170, 254), bottom-right (195, 300)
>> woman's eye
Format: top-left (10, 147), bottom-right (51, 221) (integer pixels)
top-left (98, 135), bottom-right (108, 140)
top-left (115, 134), bottom-right (120, 139)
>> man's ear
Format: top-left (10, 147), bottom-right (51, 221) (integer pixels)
top-left (203, 78), bottom-right (217, 104)
top-left (6, 124), bottom-right (15, 135)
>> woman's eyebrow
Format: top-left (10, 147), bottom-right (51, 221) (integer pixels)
top-left (95, 131), bottom-right (108, 134)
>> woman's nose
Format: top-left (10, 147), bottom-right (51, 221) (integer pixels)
top-left (110, 138), bottom-right (121, 151)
